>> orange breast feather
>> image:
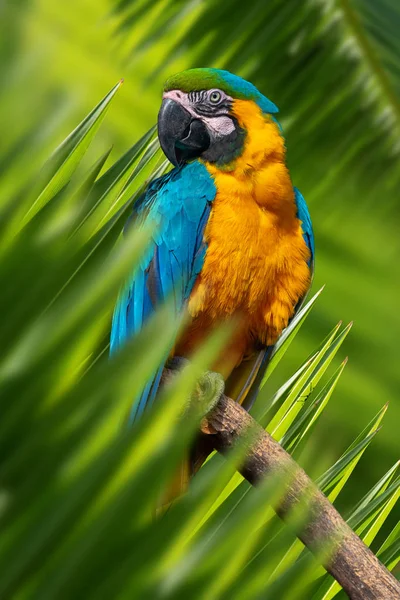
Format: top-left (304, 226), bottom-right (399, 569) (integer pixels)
top-left (175, 100), bottom-right (311, 377)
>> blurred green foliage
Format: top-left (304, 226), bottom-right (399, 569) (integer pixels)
top-left (0, 86), bottom-right (397, 595)
top-left (0, 0), bottom-right (399, 596)
top-left (2, 0), bottom-right (399, 498)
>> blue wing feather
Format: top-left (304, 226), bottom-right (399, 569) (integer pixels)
top-left (111, 161), bottom-right (216, 423)
top-left (294, 187), bottom-right (315, 272)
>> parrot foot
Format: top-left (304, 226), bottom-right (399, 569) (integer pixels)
top-left (194, 370), bottom-right (225, 416)
top-left (166, 357), bottom-right (225, 417)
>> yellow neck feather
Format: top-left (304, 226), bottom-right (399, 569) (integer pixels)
top-left (203, 99), bottom-right (295, 217)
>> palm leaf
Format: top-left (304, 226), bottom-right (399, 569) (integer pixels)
top-left (0, 63), bottom-right (398, 600)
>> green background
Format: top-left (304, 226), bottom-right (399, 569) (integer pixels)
top-left (1, 0), bottom-right (399, 508)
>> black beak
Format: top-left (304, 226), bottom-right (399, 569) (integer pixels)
top-left (157, 98), bottom-right (210, 166)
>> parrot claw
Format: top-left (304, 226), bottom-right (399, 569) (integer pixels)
top-left (166, 357), bottom-right (225, 417)
top-left (194, 370), bottom-right (225, 416)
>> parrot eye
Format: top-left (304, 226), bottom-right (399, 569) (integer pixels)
top-left (209, 90), bottom-right (222, 104)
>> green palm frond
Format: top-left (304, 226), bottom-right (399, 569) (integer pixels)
top-left (2, 1), bottom-right (399, 520)
top-left (112, 0), bottom-right (400, 202)
top-left (0, 62), bottom-right (398, 600)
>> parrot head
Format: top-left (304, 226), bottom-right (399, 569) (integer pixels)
top-left (158, 68), bottom-right (279, 169)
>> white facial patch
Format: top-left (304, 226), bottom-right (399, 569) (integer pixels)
top-left (163, 90), bottom-right (236, 138)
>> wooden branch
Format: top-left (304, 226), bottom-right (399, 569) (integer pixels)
top-left (198, 391), bottom-right (400, 599)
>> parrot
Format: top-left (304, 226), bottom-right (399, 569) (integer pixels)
top-left (111, 68), bottom-right (314, 496)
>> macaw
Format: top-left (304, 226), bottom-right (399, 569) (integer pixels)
top-left (111, 68), bottom-right (314, 490)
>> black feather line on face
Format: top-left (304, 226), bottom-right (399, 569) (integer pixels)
top-left (189, 90), bottom-right (208, 103)
top-left (194, 102), bottom-right (232, 117)
top-left (188, 90), bottom-right (233, 117)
